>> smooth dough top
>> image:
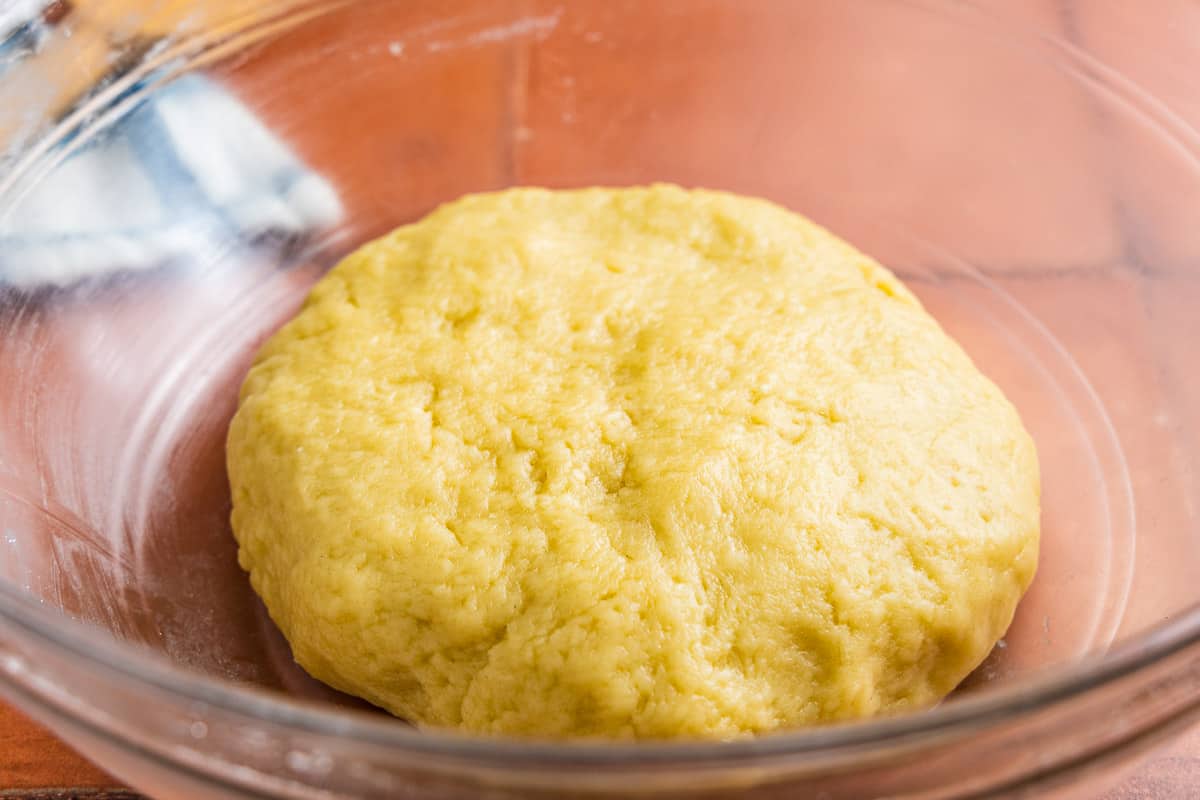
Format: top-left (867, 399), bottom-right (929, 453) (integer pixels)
top-left (227, 185), bottom-right (1039, 740)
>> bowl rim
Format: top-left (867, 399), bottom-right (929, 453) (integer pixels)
top-left (1, 568), bottom-right (1199, 766)
top-left (2, 0), bottom-right (1200, 770)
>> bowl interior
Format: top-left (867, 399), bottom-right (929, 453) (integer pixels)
top-left (1, 0), bottom-right (1198, 728)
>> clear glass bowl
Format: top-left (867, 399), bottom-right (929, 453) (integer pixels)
top-left (1, 1), bottom-right (1198, 797)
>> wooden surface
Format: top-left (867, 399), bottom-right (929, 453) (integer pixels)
top-left (3, 0), bottom-right (1200, 797)
top-left (0, 703), bottom-right (122, 794)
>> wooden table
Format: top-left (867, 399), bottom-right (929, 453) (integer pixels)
top-left (2, 0), bottom-right (1200, 797)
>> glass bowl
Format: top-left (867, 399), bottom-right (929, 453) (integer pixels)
top-left (1, 1), bottom-right (1198, 797)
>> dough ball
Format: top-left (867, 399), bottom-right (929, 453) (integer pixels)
top-left (227, 185), bottom-right (1039, 739)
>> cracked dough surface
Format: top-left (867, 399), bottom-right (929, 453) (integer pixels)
top-left (227, 185), bottom-right (1039, 739)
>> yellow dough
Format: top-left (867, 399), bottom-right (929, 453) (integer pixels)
top-left (227, 185), bottom-right (1039, 739)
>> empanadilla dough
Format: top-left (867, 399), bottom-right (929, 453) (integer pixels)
top-left (227, 185), bottom-right (1039, 739)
